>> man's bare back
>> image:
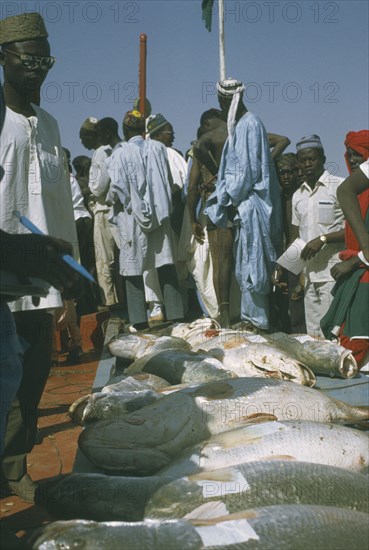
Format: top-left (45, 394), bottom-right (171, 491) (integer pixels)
top-left (193, 122), bottom-right (228, 175)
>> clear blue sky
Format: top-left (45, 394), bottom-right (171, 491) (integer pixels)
top-left (1, 0), bottom-right (368, 175)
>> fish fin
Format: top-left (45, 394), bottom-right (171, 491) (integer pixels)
top-left (132, 373), bottom-right (151, 380)
top-left (189, 468), bottom-right (238, 483)
top-left (184, 501), bottom-right (229, 521)
top-left (298, 364), bottom-right (317, 387)
top-left (267, 371), bottom-right (284, 379)
top-left (239, 413), bottom-right (278, 424)
top-left (191, 381), bottom-right (234, 399)
top-left (219, 510), bottom-right (258, 521)
top-left (139, 333), bottom-right (156, 340)
top-left (213, 420), bottom-right (285, 448)
top-left (189, 509), bottom-right (257, 526)
top-left (156, 383), bottom-right (188, 393)
top-left (122, 416), bottom-right (146, 425)
top-left (259, 455), bottom-right (296, 461)
top-left (249, 360), bottom-right (283, 378)
top-left (223, 340), bottom-right (243, 349)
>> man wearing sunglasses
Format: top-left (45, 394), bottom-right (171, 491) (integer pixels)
top-left (0, 13), bottom-right (78, 503)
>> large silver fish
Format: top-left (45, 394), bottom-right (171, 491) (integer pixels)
top-left (34, 461), bottom-right (369, 523)
top-left (160, 420), bottom-right (369, 478)
top-left (79, 378), bottom-right (369, 475)
top-left (31, 506), bottom-right (369, 549)
top-left (199, 339), bottom-right (316, 386)
top-left (125, 349), bottom-right (236, 385)
top-left (108, 333), bottom-right (190, 360)
top-left (267, 332), bottom-right (358, 378)
top-left (146, 460), bottom-right (369, 519)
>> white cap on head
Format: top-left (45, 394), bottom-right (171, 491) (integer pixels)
top-left (217, 78), bottom-right (245, 142)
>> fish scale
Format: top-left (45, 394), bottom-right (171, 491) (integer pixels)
top-left (145, 460), bottom-right (369, 519)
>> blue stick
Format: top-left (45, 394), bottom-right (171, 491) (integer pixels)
top-left (13, 211), bottom-right (96, 284)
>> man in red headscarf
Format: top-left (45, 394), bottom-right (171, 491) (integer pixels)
top-left (321, 130), bottom-right (369, 368)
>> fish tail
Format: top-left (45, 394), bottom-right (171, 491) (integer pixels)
top-left (354, 405), bottom-right (369, 416)
top-left (350, 406), bottom-right (369, 423)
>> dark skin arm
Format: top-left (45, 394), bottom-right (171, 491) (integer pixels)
top-left (187, 157), bottom-right (205, 243)
top-left (291, 273), bottom-right (305, 301)
top-left (193, 134), bottom-right (219, 176)
top-left (271, 265), bottom-right (288, 290)
top-left (79, 183), bottom-right (92, 198)
top-left (289, 224), bottom-right (300, 245)
top-left (337, 168), bottom-right (369, 262)
top-left (0, 231), bottom-right (78, 293)
top-left (289, 227), bottom-right (305, 301)
top-left (272, 224), bottom-right (300, 287)
top-left (193, 125), bottom-right (227, 174)
top-left (267, 133), bottom-right (291, 159)
top-left (301, 230), bottom-right (345, 261)
top-left (330, 255), bottom-right (362, 282)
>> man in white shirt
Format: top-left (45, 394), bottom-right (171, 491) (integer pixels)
top-left (292, 135), bottom-right (345, 337)
top-left (0, 12), bottom-right (78, 501)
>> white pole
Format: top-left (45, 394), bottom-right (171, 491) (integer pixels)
top-left (219, 0), bottom-right (226, 80)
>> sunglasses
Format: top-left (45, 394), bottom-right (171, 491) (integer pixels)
top-left (3, 49), bottom-right (55, 70)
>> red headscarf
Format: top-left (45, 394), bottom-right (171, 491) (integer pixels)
top-left (344, 130), bottom-right (369, 173)
top-left (343, 130), bottom-right (369, 250)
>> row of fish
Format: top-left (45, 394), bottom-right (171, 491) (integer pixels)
top-left (31, 505), bottom-right (369, 549)
top-left (78, 377), bottom-right (369, 475)
top-left (69, 326), bottom-right (360, 427)
top-left (35, 458), bottom-right (369, 522)
top-left (108, 323), bottom-right (359, 380)
top-left (33, 322), bottom-right (368, 548)
top-left (108, 331), bottom-right (317, 386)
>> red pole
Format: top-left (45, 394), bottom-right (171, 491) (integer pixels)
top-left (139, 33), bottom-right (147, 121)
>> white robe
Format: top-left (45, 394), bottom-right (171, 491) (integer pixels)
top-left (166, 147), bottom-right (187, 189)
top-left (0, 105), bottom-right (79, 312)
top-left (108, 136), bottom-right (176, 277)
top-left (143, 147), bottom-right (188, 305)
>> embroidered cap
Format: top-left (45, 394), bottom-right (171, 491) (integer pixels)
top-left (80, 117), bottom-right (98, 132)
top-left (296, 134), bottom-right (324, 151)
top-left (0, 12), bottom-right (48, 45)
top-left (146, 113), bottom-right (169, 137)
top-left (123, 109), bottom-right (145, 129)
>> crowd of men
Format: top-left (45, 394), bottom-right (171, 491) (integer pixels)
top-left (0, 12), bottom-right (368, 536)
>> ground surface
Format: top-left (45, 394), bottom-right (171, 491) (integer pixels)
top-left (0, 318), bottom-right (103, 548)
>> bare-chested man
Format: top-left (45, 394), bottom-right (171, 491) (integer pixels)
top-left (188, 108), bottom-right (290, 327)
